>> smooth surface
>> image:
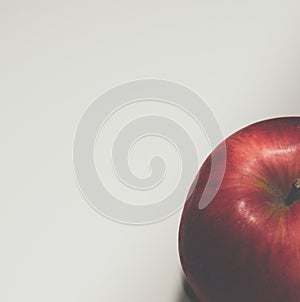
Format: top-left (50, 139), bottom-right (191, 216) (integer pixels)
top-left (1, 1), bottom-right (300, 301)
top-left (179, 118), bottom-right (300, 302)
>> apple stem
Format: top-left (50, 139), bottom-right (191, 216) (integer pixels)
top-left (284, 179), bottom-right (300, 206)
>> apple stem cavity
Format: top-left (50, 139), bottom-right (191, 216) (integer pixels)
top-left (284, 179), bottom-right (300, 206)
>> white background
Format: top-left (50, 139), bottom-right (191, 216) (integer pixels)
top-left (1, 1), bottom-right (300, 301)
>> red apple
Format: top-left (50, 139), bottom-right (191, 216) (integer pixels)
top-left (179, 117), bottom-right (300, 302)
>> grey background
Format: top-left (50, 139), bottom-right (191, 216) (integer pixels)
top-left (1, 1), bottom-right (300, 301)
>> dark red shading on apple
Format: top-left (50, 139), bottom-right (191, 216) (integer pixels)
top-left (179, 117), bottom-right (300, 302)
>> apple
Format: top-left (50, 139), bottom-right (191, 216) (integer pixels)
top-left (179, 117), bottom-right (300, 302)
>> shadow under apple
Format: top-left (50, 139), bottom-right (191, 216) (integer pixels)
top-left (177, 276), bottom-right (200, 302)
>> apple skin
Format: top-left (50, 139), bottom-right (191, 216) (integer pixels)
top-left (179, 117), bottom-right (300, 302)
